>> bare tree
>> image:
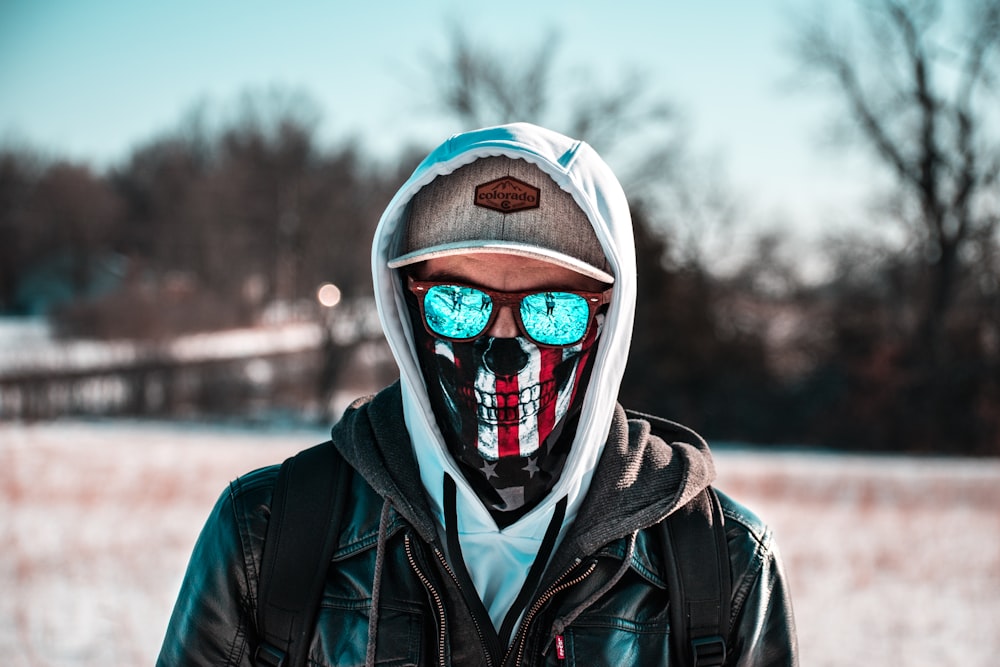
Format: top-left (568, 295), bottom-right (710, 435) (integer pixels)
top-left (421, 24), bottom-right (745, 272)
top-left (790, 0), bottom-right (1000, 366)
top-left (417, 27), bottom-right (786, 438)
top-left (32, 162), bottom-right (122, 298)
top-left (425, 25), bottom-right (682, 177)
top-left (428, 25), bottom-right (559, 132)
top-left (0, 148), bottom-right (44, 311)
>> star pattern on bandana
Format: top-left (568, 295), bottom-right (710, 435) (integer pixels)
top-left (522, 457), bottom-right (540, 478)
top-left (480, 459), bottom-right (499, 480)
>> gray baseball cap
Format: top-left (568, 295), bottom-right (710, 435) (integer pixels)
top-left (388, 156), bottom-right (613, 283)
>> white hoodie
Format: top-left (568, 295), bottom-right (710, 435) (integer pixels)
top-left (370, 122), bottom-right (636, 630)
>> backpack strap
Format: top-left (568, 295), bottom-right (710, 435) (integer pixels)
top-left (254, 441), bottom-right (350, 667)
top-left (661, 486), bottom-right (732, 667)
top-left (625, 407), bottom-right (732, 666)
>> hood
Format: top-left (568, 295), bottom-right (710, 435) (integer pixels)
top-left (329, 386), bottom-right (717, 553)
top-left (370, 123), bottom-right (637, 627)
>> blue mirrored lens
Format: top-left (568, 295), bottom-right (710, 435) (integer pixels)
top-left (520, 292), bottom-right (589, 346)
top-left (423, 285), bottom-right (492, 339)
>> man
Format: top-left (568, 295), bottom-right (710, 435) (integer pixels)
top-left (158, 122), bottom-right (797, 666)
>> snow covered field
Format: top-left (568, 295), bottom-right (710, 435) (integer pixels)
top-left (2, 420), bottom-right (998, 666)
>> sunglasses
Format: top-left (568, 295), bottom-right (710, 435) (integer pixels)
top-left (407, 275), bottom-right (612, 348)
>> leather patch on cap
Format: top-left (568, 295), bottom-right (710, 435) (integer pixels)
top-left (474, 176), bottom-right (540, 213)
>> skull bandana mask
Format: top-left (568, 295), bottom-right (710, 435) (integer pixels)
top-left (411, 299), bottom-right (604, 527)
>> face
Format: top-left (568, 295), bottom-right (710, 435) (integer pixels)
top-left (410, 253), bottom-right (610, 461)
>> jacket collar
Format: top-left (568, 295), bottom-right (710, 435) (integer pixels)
top-left (331, 383), bottom-right (717, 569)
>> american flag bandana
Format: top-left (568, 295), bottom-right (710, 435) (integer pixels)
top-left (414, 317), bottom-right (603, 523)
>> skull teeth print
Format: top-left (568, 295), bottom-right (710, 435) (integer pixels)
top-left (416, 320), bottom-right (603, 461)
top-left (475, 381), bottom-right (555, 424)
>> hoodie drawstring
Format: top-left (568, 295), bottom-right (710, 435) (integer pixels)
top-left (366, 498), bottom-right (392, 667)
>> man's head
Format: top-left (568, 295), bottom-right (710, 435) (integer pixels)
top-left (388, 156), bottom-right (613, 283)
top-left (389, 156), bottom-right (613, 523)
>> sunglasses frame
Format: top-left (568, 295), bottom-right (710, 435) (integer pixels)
top-left (407, 275), bottom-right (613, 348)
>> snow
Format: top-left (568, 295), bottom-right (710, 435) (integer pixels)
top-left (714, 448), bottom-right (1000, 666)
top-left (2, 421), bottom-right (998, 666)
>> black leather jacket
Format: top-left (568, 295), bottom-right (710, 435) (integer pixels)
top-left (158, 385), bottom-right (797, 666)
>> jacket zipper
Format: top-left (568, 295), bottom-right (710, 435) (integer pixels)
top-left (405, 534), bottom-right (448, 667)
top-left (507, 560), bottom-right (598, 666)
top-left (431, 547), bottom-right (498, 667)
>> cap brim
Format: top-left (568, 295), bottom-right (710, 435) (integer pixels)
top-left (388, 241), bottom-right (615, 284)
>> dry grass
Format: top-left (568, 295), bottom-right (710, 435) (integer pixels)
top-left (2, 422), bottom-right (998, 666)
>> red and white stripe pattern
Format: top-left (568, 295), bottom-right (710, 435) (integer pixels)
top-left (428, 316), bottom-right (602, 461)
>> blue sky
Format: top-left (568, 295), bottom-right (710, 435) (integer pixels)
top-left (0, 0), bottom-right (872, 238)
